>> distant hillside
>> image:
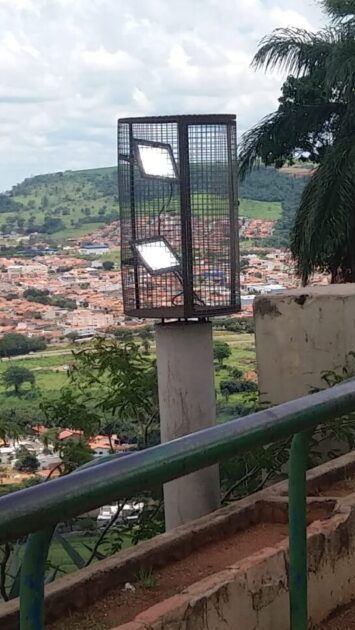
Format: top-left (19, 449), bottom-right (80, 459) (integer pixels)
top-left (0, 164), bottom-right (308, 247)
top-left (239, 167), bottom-right (310, 248)
top-left (1, 167), bottom-right (118, 243)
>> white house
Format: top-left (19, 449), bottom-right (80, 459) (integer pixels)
top-left (0, 446), bottom-right (16, 465)
top-left (97, 501), bottom-right (144, 526)
top-left (37, 454), bottom-right (62, 471)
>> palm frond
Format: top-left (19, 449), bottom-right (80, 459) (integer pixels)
top-left (239, 101), bottom-right (341, 177)
top-left (291, 131), bottom-right (355, 283)
top-left (252, 27), bottom-right (338, 76)
top-left (321, 0), bottom-right (355, 21)
top-left (325, 24), bottom-right (355, 94)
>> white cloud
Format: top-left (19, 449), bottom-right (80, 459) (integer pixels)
top-left (0, 0), bottom-right (325, 190)
top-left (76, 46), bottom-right (140, 72)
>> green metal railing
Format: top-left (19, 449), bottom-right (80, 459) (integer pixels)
top-left (1, 379), bottom-right (355, 629)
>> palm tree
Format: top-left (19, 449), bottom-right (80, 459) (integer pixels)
top-left (0, 417), bottom-right (21, 446)
top-left (239, 0), bottom-right (355, 284)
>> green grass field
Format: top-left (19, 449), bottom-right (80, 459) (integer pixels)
top-left (10, 530), bottom-right (131, 581)
top-left (49, 223), bottom-right (106, 243)
top-left (47, 531), bottom-right (132, 575)
top-left (142, 193), bottom-right (281, 221)
top-left (239, 198), bottom-right (282, 220)
top-left (0, 352), bottom-right (72, 399)
top-left (0, 332), bottom-right (256, 419)
top-left (0, 353), bottom-right (72, 371)
top-left (213, 331), bottom-right (257, 421)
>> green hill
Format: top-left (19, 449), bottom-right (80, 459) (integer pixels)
top-left (1, 167), bottom-right (118, 243)
top-left (0, 165), bottom-right (307, 246)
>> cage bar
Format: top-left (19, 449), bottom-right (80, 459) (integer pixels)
top-left (118, 114), bottom-right (240, 319)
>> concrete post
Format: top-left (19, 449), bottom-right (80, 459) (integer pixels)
top-left (155, 320), bottom-right (220, 531)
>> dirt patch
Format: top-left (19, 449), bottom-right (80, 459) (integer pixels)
top-left (317, 601), bottom-right (355, 629)
top-left (253, 297), bottom-right (281, 318)
top-left (314, 476), bottom-right (355, 498)
top-left (49, 522), bottom-right (288, 630)
top-left (305, 504), bottom-right (335, 522)
top-left (281, 166), bottom-right (315, 177)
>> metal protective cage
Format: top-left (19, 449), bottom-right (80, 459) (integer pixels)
top-left (118, 114), bottom-right (240, 319)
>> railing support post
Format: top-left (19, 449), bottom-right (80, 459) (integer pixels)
top-left (20, 527), bottom-right (55, 630)
top-left (18, 456), bottom-right (118, 630)
top-left (289, 431), bottom-right (309, 630)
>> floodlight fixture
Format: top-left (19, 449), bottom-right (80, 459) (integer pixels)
top-left (118, 114), bottom-right (240, 319)
top-left (133, 237), bottom-right (180, 276)
top-left (134, 140), bottom-right (179, 181)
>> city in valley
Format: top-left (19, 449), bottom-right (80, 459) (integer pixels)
top-left (0, 216), bottom-right (327, 342)
top-left (0, 165), bottom-right (325, 486)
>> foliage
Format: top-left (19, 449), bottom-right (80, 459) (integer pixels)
top-left (0, 194), bottom-right (24, 214)
top-left (129, 495), bottom-right (164, 544)
top-left (66, 331), bottom-right (79, 343)
top-left (0, 477), bottom-right (41, 499)
top-left (58, 439), bottom-right (94, 474)
top-left (0, 417), bottom-right (20, 446)
top-left (0, 402), bottom-right (44, 445)
top-left (2, 366), bottom-right (35, 396)
top-left (137, 567), bottom-right (159, 589)
top-left (221, 354), bottom-right (355, 503)
top-left (239, 165), bottom-right (307, 206)
top-left (41, 388), bottom-right (101, 437)
top-left (42, 337), bottom-right (159, 448)
top-left (0, 333), bottom-right (47, 357)
top-left (213, 341), bottom-right (232, 367)
top-left (239, 1), bottom-right (355, 281)
top-left (5, 332), bottom-right (355, 598)
top-left (229, 367), bottom-right (243, 379)
top-left (213, 317), bottom-right (255, 334)
top-left (0, 404), bottom-right (41, 444)
top-left (37, 217), bottom-right (65, 234)
top-left (220, 378), bottom-right (258, 400)
top-left (14, 446), bottom-right (39, 473)
top-left (112, 328), bottom-right (134, 342)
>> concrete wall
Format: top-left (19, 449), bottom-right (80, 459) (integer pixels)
top-left (254, 284), bottom-right (355, 405)
top-left (2, 453), bottom-right (354, 630)
top-left (110, 500), bottom-right (355, 629)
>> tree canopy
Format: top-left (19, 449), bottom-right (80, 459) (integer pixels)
top-left (42, 336), bottom-right (159, 448)
top-left (2, 366), bottom-right (35, 396)
top-left (14, 446), bottom-right (39, 473)
top-left (213, 341), bottom-right (232, 367)
top-left (239, 0), bottom-right (355, 283)
top-left (0, 333), bottom-right (47, 358)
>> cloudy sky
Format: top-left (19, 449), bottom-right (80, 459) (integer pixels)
top-left (0, 0), bottom-right (325, 191)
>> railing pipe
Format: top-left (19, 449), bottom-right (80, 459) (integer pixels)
top-left (0, 380), bottom-right (354, 630)
top-left (19, 528), bottom-right (54, 630)
top-left (19, 454), bottom-right (118, 630)
top-left (0, 379), bottom-right (355, 544)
